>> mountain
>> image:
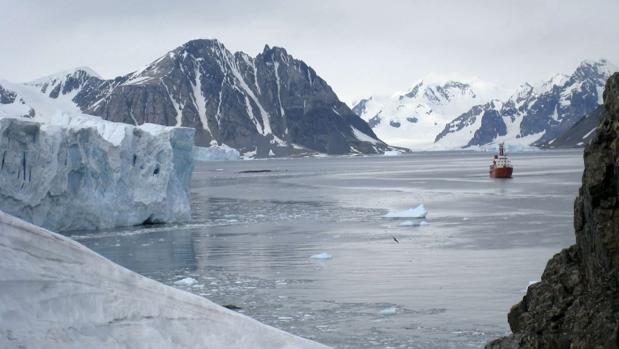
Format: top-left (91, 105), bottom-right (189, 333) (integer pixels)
top-left (541, 106), bottom-right (603, 148)
top-left (435, 59), bottom-right (617, 149)
top-left (1, 39), bottom-right (389, 157)
top-left (352, 78), bottom-right (500, 149)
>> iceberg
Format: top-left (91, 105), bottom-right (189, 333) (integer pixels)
top-left (310, 252), bottom-right (333, 260)
top-left (174, 277), bottom-right (198, 286)
top-left (383, 204), bottom-right (428, 219)
top-left (0, 210), bottom-right (328, 349)
top-left (379, 307), bottom-right (399, 315)
top-left (383, 150), bottom-right (402, 156)
top-left (0, 114), bottom-right (194, 231)
top-left (193, 141), bottom-right (241, 161)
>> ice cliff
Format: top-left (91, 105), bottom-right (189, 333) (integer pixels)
top-left (0, 210), bottom-right (329, 349)
top-left (486, 73), bottom-right (619, 348)
top-left (193, 141), bottom-right (241, 161)
top-left (0, 113), bottom-right (194, 231)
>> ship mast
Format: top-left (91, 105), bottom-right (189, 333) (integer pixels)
top-left (499, 142), bottom-right (505, 156)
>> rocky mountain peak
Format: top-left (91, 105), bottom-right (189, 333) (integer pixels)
top-left (4, 38), bottom-right (389, 157)
top-left (26, 67), bottom-right (101, 99)
top-left (534, 73), bottom-right (569, 94)
top-left (573, 59), bottom-right (617, 82)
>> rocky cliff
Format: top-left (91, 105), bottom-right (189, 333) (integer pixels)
top-left (542, 106), bottom-right (602, 149)
top-left (486, 73), bottom-right (619, 348)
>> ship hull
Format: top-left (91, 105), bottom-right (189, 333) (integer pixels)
top-left (490, 167), bottom-right (513, 178)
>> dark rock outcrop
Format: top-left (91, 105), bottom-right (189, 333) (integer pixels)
top-left (486, 73), bottom-right (619, 348)
top-left (542, 106), bottom-right (603, 148)
top-left (0, 84), bottom-right (17, 104)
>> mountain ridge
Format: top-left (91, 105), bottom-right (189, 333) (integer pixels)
top-left (353, 59), bottom-right (617, 150)
top-left (0, 39), bottom-right (390, 158)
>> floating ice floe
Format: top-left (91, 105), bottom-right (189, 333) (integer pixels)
top-left (383, 150), bottom-right (402, 156)
top-left (193, 141), bottom-right (241, 161)
top-left (174, 277), bottom-right (198, 286)
top-left (379, 307), bottom-right (398, 315)
top-left (384, 204), bottom-right (428, 219)
top-left (310, 252), bottom-right (333, 260)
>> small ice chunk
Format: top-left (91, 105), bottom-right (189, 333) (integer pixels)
top-left (174, 277), bottom-right (198, 286)
top-left (384, 204), bottom-right (427, 218)
top-left (419, 221), bottom-right (429, 226)
top-left (379, 307), bottom-right (398, 315)
top-left (310, 252), bottom-right (333, 260)
top-left (383, 150), bottom-right (402, 156)
top-left (462, 217), bottom-right (470, 221)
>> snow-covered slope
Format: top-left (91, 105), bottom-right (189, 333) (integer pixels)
top-left (352, 77), bottom-right (502, 149)
top-left (0, 78), bottom-right (83, 118)
top-left (435, 59), bottom-right (617, 149)
top-left (0, 210), bottom-right (329, 349)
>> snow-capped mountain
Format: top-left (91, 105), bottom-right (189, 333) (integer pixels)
top-left (352, 77), bottom-right (502, 149)
top-left (435, 59), bottom-right (617, 149)
top-left (1, 39), bottom-right (390, 157)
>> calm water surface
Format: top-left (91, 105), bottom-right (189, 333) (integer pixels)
top-left (68, 150), bottom-right (583, 348)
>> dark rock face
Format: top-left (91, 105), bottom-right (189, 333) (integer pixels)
top-left (467, 107), bottom-right (506, 146)
top-left (542, 106), bottom-right (603, 148)
top-left (486, 73), bottom-right (619, 348)
top-left (28, 40), bottom-right (388, 157)
top-left (0, 84), bottom-right (17, 104)
top-left (434, 104), bottom-right (488, 143)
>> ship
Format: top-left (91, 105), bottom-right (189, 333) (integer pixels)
top-left (489, 142), bottom-right (513, 178)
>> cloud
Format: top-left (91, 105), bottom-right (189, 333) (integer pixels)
top-left (1, 0), bottom-right (618, 102)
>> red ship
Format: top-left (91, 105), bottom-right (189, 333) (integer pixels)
top-left (489, 142), bottom-right (513, 178)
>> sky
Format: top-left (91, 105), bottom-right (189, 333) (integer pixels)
top-left (1, 0), bottom-right (618, 104)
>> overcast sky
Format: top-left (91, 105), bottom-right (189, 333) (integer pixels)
top-left (1, 0), bottom-right (618, 103)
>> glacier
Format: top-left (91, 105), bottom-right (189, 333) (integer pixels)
top-left (0, 114), bottom-right (194, 231)
top-left (193, 142), bottom-right (241, 161)
top-left (0, 210), bottom-right (329, 349)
